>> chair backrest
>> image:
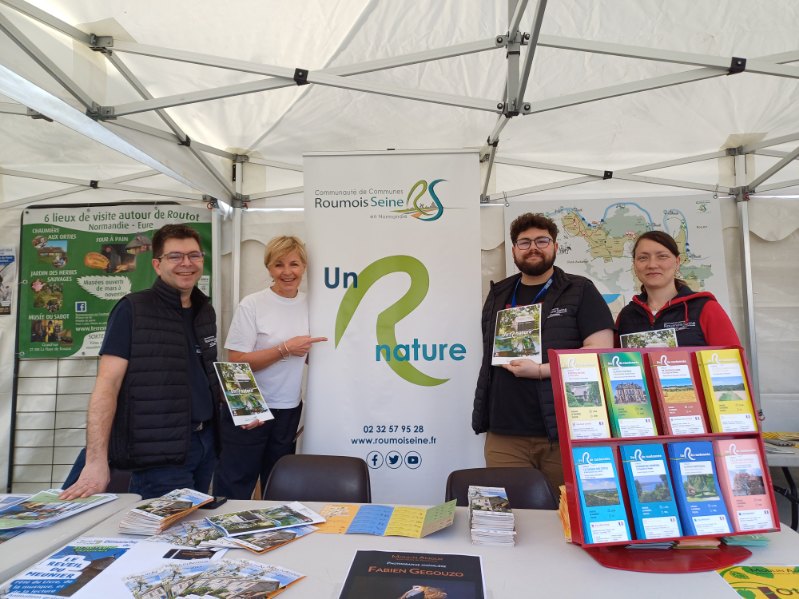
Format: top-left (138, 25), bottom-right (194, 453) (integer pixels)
top-left (445, 467), bottom-right (557, 509)
top-left (263, 454), bottom-right (372, 503)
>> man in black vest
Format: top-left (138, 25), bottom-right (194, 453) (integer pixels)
top-left (472, 213), bottom-right (614, 493)
top-left (60, 224), bottom-right (219, 500)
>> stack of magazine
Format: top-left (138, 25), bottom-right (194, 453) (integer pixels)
top-left (468, 485), bottom-right (516, 546)
top-left (118, 489), bottom-right (214, 535)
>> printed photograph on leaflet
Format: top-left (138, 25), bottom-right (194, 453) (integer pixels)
top-left (0, 537), bottom-right (137, 598)
top-left (338, 550), bottom-right (485, 599)
top-left (213, 362), bottom-right (275, 426)
top-left (19, 205), bottom-right (212, 359)
top-left (647, 350), bottom-right (706, 435)
top-left (491, 304), bottom-right (541, 365)
top-left (619, 328), bottom-right (678, 349)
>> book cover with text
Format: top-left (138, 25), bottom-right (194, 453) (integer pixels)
top-left (557, 353), bottom-right (611, 440)
top-left (620, 444), bottom-right (682, 540)
top-left (647, 350), bottom-right (707, 435)
top-left (599, 352), bottom-right (657, 438)
top-left (668, 441), bottom-right (732, 536)
top-left (572, 446), bottom-right (631, 544)
top-left (713, 439), bottom-right (776, 532)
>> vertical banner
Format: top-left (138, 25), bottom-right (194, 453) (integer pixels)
top-left (304, 150), bottom-right (484, 504)
top-left (18, 204), bottom-right (212, 358)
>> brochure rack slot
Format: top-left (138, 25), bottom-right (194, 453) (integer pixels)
top-left (551, 346), bottom-right (779, 573)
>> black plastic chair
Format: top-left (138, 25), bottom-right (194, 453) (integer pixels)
top-left (445, 467), bottom-right (557, 509)
top-left (263, 454), bottom-right (372, 503)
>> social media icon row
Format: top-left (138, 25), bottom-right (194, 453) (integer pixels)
top-left (366, 450), bottom-right (422, 470)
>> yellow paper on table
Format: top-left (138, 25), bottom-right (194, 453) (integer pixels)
top-left (383, 500), bottom-right (457, 538)
top-left (718, 565), bottom-right (799, 597)
top-left (315, 503), bottom-right (359, 534)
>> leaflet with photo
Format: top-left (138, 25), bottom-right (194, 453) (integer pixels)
top-left (491, 304), bottom-right (541, 365)
top-left (214, 361), bottom-right (275, 426)
top-left (619, 328), bottom-right (678, 349)
top-left (206, 502), bottom-right (325, 537)
top-left (119, 488), bottom-right (214, 535)
top-left (0, 489), bottom-right (116, 531)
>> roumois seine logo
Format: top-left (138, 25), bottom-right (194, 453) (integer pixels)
top-left (392, 179), bottom-right (445, 221)
top-left (332, 255), bottom-right (466, 387)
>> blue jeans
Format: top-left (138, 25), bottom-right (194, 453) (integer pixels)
top-left (130, 425), bottom-right (217, 499)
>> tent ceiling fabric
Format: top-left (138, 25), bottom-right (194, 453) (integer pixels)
top-left (0, 0), bottom-right (798, 205)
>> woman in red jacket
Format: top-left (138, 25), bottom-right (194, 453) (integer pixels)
top-left (615, 231), bottom-right (741, 346)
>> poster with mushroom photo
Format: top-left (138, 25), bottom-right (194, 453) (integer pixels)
top-left (19, 204), bottom-right (212, 358)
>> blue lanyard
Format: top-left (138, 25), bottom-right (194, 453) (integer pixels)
top-left (508, 276), bottom-right (553, 308)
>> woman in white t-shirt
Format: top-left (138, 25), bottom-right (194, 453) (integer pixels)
top-left (214, 236), bottom-right (326, 499)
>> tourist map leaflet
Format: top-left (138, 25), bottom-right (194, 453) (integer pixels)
top-left (647, 350), bottom-right (707, 435)
top-left (316, 500), bottom-right (457, 538)
top-left (619, 328), bottom-right (678, 349)
top-left (599, 352), bottom-right (657, 438)
top-left (491, 304), bottom-right (541, 365)
top-left (557, 353), bottom-right (611, 440)
top-left (338, 550), bottom-right (485, 599)
top-left (0, 537), bottom-right (137, 598)
top-left (206, 502), bottom-right (325, 537)
top-left (713, 439), bottom-right (777, 533)
top-left (213, 361), bottom-right (275, 426)
top-left (718, 566), bottom-right (799, 598)
top-left (619, 444), bottom-right (682, 540)
top-left (118, 488), bottom-right (214, 535)
top-left (572, 446), bottom-right (631, 544)
top-left (696, 349), bottom-right (757, 433)
top-left (0, 489), bottom-right (116, 531)
top-left (667, 441), bottom-right (732, 536)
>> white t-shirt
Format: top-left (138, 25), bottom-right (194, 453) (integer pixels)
top-left (224, 287), bottom-right (308, 409)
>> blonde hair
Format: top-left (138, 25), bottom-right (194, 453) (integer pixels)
top-left (263, 235), bottom-right (307, 268)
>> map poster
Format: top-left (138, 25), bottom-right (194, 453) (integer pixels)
top-left (504, 195), bottom-right (730, 318)
top-left (18, 204), bottom-right (212, 359)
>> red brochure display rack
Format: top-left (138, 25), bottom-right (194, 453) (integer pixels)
top-left (550, 346), bottom-right (779, 573)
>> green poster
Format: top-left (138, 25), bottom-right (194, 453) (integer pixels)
top-left (18, 204), bottom-right (212, 359)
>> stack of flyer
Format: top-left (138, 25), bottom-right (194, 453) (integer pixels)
top-left (0, 489), bottom-right (116, 532)
top-left (468, 486), bottom-right (516, 546)
top-left (118, 488), bottom-right (214, 535)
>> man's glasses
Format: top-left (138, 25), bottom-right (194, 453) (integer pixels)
top-left (158, 251), bottom-right (205, 263)
top-left (514, 237), bottom-right (553, 250)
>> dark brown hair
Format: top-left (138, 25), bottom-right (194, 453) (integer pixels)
top-left (152, 224), bottom-right (201, 258)
top-left (509, 213), bottom-right (558, 244)
top-left (632, 230), bottom-right (687, 291)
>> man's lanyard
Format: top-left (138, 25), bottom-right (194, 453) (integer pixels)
top-left (507, 276), bottom-right (553, 308)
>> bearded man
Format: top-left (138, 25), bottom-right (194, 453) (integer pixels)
top-left (471, 213), bottom-right (613, 493)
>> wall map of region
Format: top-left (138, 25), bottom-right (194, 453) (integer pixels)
top-left (505, 196), bottom-right (729, 318)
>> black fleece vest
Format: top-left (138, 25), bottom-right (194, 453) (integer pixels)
top-left (109, 279), bottom-right (218, 469)
top-left (473, 267), bottom-right (596, 440)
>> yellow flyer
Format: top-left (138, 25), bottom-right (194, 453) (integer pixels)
top-left (557, 352), bottom-right (610, 440)
top-left (718, 565), bottom-right (799, 597)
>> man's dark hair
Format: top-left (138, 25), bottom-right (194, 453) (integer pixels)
top-left (152, 224), bottom-right (201, 258)
top-left (509, 213), bottom-right (558, 244)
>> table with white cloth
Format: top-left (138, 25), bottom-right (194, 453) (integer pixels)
top-left (11, 498), bottom-right (795, 599)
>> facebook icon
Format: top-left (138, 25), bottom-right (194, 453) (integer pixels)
top-left (75, 301), bottom-right (87, 313)
top-left (366, 451), bottom-right (383, 469)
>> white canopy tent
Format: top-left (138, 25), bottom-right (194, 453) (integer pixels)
top-left (1, 0), bottom-right (798, 492)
